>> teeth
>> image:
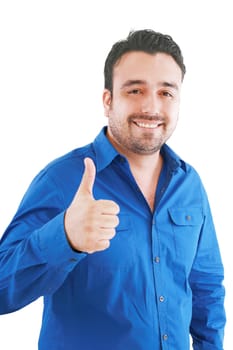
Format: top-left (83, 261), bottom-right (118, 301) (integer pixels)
top-left (136, 122), bottom-right (159, 129)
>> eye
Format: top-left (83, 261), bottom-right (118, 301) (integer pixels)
top-left (128, 89), bottom-right (142, 95)
top-left (161, 91), bottom-right (173, 98)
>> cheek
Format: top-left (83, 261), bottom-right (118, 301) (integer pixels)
top-left (167, 101), bottom-right (180, 118)
top-left (109, 99), bottom-right (129, 118)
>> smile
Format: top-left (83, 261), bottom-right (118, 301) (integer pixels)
top-left (134, 121), bottom-right (162, 129)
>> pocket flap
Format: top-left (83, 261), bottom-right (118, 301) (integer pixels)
top-left (168, 207), bottom-right (203, 226)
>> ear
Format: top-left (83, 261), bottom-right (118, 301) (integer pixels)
top-left (102, 89), bottom-right (112, 117)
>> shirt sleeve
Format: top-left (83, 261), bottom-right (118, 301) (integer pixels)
top-left (189, 185), bottom-right (226, 349)
top-left (0, 169), bottom-right (86, 314)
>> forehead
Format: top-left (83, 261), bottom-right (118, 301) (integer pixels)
top-left (113, 51), bottom-right (182, 87)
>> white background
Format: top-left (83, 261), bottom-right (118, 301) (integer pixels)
top-left (0, 1), bottom-right (232, 349)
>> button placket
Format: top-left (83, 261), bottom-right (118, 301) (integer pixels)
top-left (152, 216), bottom-right (168, 347)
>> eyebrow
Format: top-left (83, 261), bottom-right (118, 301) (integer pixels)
top-left (162, 81), bottom-right (179, 90)
top-left (121, 79), bottom-right (179, 90)
top-left (121, 79), bottom-right (146, 89)
top-left (121, 80), bottom-right (147, 88)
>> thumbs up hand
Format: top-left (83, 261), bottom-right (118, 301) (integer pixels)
top-left (64, 158), bottom-right (120, 254)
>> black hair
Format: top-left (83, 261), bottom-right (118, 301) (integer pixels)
top-left (104, 29), bottom-right (186, 93)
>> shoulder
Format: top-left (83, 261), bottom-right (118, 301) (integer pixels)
top-left (30, 143), bottom-right (95, 193)
top-left (44, 143), bottom-right (93, 174)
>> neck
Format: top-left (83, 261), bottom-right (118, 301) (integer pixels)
top-left (106, 131), bottom-right (163, 211)
top-left (129, 152), bottom-right (163, 212)
top-left (126, 151), bottom-right (162, 171)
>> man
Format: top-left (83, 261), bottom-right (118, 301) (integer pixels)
top-left (0, 29), bottom-right (226, 349)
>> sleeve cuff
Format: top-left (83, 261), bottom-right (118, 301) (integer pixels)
top-left (34, 211), bottom-right (87, 271)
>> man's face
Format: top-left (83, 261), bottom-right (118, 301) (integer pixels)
top-left (103, 51), bottom-right (183, 156)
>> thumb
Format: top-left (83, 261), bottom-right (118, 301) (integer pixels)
top-left (78, 157), bottom-right (96, 198)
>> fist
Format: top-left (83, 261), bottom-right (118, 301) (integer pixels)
top-left (64, 157), bottom-right (120, 253)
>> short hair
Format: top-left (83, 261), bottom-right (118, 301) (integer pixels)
top-left (104, 29), bottom-right (186, 93)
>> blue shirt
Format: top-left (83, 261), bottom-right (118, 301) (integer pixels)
top-left (0, 127), bottom-right (226, 349)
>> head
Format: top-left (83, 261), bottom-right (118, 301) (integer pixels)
top-left (103, 29), bottom-right (186, 157)
top-left (104, 29), bottom-right (186, 94)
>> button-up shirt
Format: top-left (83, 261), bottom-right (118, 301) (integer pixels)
top-left (0, 127), bottom-right (226, 349)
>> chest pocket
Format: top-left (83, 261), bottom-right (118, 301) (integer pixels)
top-left (86, 213), bottom-right (135, 270)
top-left (168, 207), bottom-right (204, 260)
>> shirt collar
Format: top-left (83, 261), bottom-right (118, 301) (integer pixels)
top-left (161, 143), bottom-right (187, 173)
top-left (93, 126), bottom-right (187, 173)
top-left (93, 127), bottom-right (119, 172)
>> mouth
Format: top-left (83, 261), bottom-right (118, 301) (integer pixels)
top-left (133, 120), bottom-right (163, 129)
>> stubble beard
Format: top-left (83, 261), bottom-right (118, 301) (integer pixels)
top-left (108, 114), bottom-right (170, 156)
top-left (128, 132), bottom-right (164, 155)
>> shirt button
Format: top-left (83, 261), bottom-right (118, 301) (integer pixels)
top-left (159, 296), bottom-right (165, 302)
top-left (186, 215), bottom-right (191, 221)
top-left (154, 256), bottom-right (160, 263)
top-left (160, 187), bottom-right (165, 193)
top-left (163, 334), bottom-right (168, 341)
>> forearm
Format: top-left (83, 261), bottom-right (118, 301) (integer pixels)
top-left (0, 212), bottom-right (86, 314)
top-left (190, 268), bottom-right (226, 350)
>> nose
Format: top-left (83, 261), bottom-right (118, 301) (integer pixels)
top-left (141, 92), bottom-right (161, 115)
